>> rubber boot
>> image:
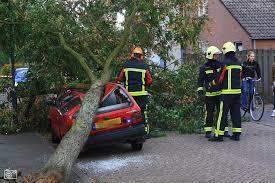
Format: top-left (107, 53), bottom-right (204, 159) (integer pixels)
top-left (208, 136), bottom-right (223, 142)
top-left (230, 134), bottom-right (240, 141)
top-left (205, 131), bottom-right (211, 138)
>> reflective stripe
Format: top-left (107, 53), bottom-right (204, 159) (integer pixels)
top-left (217, 68), bottom-right (221, 72)
top-left (204, 127), bottom-right (212, 132)
top-left (204, 105), bottom-right (207, 126)
top-left (225, 65), bottom-right (241, 94)
top-left (228, 69), bottom-right (232, 90)
top-left (232, 128), bottom-right (242, 133)
top-left (205, 91), bottom-right (221, 97)
top-left (215, 101), bottom-right (224, 137)
top-left (142, 70), bottom-right (146, 92)
top-left (129, 91), bottom-right (148, 96)
top-left (124, 68), bottom-right (147, 73)
top-left (197, 87), bottom-right (204, 91)
top-left (215, 129), bottom-right (224, 135)
top-left (125, 70), bottom-right (129, 90)
top-left (124, 68), bottom-right (147, 96)
top-left (221, 89), bottom-right (241, 94)
top-left (225, 127), bottom-right (229, 132)
top-left (205, 70), bottom-right (214, 74)
top-left (226, 65), bottom-right (242, 70)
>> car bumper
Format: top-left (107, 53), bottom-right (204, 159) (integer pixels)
top-left (86, 123), bottom-right (146, 145)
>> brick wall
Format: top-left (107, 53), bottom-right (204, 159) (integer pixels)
top-left (255, 40), bottom-right (275, 49)
top-left (200, 0), bottom-right (252, 50)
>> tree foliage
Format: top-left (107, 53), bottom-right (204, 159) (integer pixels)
top-left (0, 0), bottom-right (206, 180)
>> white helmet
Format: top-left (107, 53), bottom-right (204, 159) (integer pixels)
top-left (206, 46), bottom-right (221, 59)
top-left (222, 42), bottom-right (236, 54)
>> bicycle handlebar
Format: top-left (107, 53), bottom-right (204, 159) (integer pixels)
top-left (244, 77), bottom-right (261, 82)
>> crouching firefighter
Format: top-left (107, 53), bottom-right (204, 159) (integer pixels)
top-left (209, 42), bottom-right (242, 142)
top-left (118, 47), bottom-right (153, 136)
top-left (197, 46), bottom-right (230, 138)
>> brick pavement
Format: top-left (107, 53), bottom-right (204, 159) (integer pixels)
top-left (77, 105), bottom-right (275, 183)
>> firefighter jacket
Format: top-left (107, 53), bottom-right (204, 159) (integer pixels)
top-left (215, 53), bottom-right (242, 95)
top-left (197, 59), bottom-right (223, 97)
top-left (118, 58), bottom-right (153, 96)
top-left (242, 60), bottom-right (261, 79)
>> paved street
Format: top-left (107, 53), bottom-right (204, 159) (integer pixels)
top-left (76, 105), bottom-right (275, 183)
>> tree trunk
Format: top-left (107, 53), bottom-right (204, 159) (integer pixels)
top-left (43, 80), bottom-right (103, 181)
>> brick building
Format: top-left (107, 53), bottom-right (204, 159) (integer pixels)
top-left (200, 0), bottom-right (275, 51)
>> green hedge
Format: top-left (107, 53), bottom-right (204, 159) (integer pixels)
top-left (148, 57), bottom-right (205, 133)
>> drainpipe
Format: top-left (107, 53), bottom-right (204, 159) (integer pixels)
top-left (252, 39), bottom-right (256, 50)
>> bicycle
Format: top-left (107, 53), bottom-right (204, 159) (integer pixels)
top-left (240, 77), bottom-right (264, 121)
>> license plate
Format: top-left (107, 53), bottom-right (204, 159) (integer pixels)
top-left (95, 118), bottom-right (121, 129)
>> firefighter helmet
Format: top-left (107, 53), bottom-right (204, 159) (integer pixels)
top-left (131, 47), bottom-right (143, 60)
top-left (222, 42), bottom-right (236, 54)
top-left (206, 46), bottom-right (221, 59)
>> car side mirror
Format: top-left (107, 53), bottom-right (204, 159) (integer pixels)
top-left (46, 99), bottom-right (56, 106)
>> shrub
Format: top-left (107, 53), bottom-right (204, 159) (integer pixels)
top-left (0, 109), bottom-right (18, 135)
top-left (148, 56), bottom-right (205, 133)
top-left (1, 63), bottom-right (23, 76)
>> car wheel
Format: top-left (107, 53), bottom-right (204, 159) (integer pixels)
top-left (51, 128), bottom-right (60, 143)
top-left (131, 142), bottom-right (143, 151)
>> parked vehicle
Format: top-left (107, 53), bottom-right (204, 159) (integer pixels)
top-left (15, 68), bottom-right (29, 86)
top-left (48, 82), bottom-right (146, 151)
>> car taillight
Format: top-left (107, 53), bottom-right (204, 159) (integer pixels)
top-left (124, 111), bottom-right (142, 124)
top-left (123, 118), bottom-right (132, 124)
top-left (91, 123), bottom-right (96, 130)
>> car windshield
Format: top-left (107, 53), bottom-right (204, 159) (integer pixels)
top-left (60, 97), bottom-right (82, 114)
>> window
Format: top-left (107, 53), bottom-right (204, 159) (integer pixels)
top-left (234, 41), bottom-right (243, 51)
top-left (198, 40), bottom-right (209, 53)
top-left (100, 88), bottom-right (131, 108)
top-left (198, 0), bottom-right (208, 17)
top-left (57, 93), bottom-right (76, 107)
top-left (60, 97), bottom-right (82, 114)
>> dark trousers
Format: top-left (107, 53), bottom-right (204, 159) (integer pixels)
top-left (133, 96), bottom-right (149, 134)
top-left (204, 96), bottom-right (229, 133)
top-left (204, 96), bottom-right (220, 133)
top-left (215, 94), bottom-right (241, 137)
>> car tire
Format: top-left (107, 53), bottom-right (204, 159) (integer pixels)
top-left (51, 128), bottom-right (60, 143)
top-left (131, 142), bottom-right (143, 151)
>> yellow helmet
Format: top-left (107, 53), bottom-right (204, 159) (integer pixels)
top-left (206, 46), bottom-right (221, 59)
top-left (222, 42), bottom-right (236, 54)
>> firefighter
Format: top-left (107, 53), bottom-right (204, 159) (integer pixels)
top-left (209, 42), bottom-right (242, 142)
top-left (197, 46), bottom-right (230, 138)
top-left (117, 47), bottom-right (153, 135)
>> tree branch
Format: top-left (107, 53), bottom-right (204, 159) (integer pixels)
top-left (101, 6), bottom-right (139, 83)
top-left (83, 42), bottom-right (103, 66)
top-left (58, 33), bottom-right (96, 82)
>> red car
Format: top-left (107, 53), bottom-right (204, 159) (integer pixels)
top-left (48, 82), bottom-right (146, 150)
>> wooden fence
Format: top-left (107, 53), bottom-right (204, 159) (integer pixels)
top-left (237, 49), bottom-right (275, 101)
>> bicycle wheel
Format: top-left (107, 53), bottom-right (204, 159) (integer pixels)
top-left (250, 95), bottom-right (264, 121)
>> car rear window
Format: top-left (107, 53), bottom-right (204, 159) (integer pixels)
top-left (60, 97), bottom-right (81, 114)
top-left (100, 87), bottom-right (131, 108)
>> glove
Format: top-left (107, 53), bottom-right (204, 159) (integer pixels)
top-left (197, 90), bottom-right (204, 102)
top-left (197, 90), bottom-right (204, 96)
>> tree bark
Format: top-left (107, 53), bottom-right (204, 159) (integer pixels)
top-left (43, 80), bottom-right (103, 181)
